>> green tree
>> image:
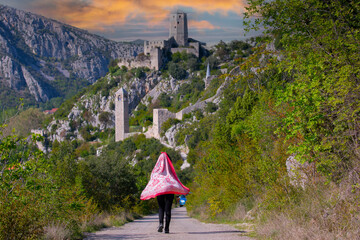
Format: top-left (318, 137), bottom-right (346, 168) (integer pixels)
top-left (158, 93), bottom-right (171, 108)
top-left (98, 111), bottom-right (112, 128)
top-left (187, 57), bottom-right (200, 71)
top-left (245, 0), bottom-right (360, 177)
top-left (171, 52), bottom-right (181, 63)
top-left (2, 108), bottom-right (46, 137)
top-left (168, 62), bottom-right (187, 80)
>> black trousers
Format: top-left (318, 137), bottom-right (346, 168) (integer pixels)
top-left (157, 194), bottom-right (174, 230)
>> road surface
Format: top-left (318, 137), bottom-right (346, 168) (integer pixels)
top-left (85, 207), bottom-right (252, 240)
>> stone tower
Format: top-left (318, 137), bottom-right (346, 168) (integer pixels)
top-left (169, 11), bottom-right (188, 46)
top-left (115, 88), bottom-right (129, 142)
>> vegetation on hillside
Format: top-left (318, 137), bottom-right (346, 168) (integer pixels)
top-left (0, 126), bottom-right (182, 239)
top-left (184, 0), bottom-right (360, 239)
top-left (2, 1), bottom-right (359, 239)
top-left (0, 38), bottom-right (253, 239)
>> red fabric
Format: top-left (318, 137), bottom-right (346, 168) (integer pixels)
top-left (140, 152), bottom-right (190, 200)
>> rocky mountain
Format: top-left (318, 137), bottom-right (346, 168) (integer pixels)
top-left (0, 4), bottom-right (142, 107)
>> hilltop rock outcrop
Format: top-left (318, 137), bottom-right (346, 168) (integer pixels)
top-left (0, 4), bottom-right (142, 105)
top-left (47, 71), bottom-right (162, 142)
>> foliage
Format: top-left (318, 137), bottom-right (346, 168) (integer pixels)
top-left (2, 108), bottom-right (46, 137)
top-left (108, 59), bottom-right (120, 74)
top-left (129, 103), bottom-right (153, 128)
top-left (205, 102), bottom-right (218, 114)
top-left (184, 3), bottom-right (360, 240)
top-left (245, 0), bottom-right (360, 179)
top-left (0, 128), bottom-right (90, 240)
top-left (204, 55), bottom-right (219, 70)
top-left (0, 107), bottom-right (19, 124)
top-left (158, 93), bottom-right (172, 107)
top-left (98, 111), bottom-right (112, 128)
top-left (81, 135), bottom-right (184, 211)
top-left (168, 62), bottom-right (187, 80)
top-left (160, 118), bottom-right (181, 137)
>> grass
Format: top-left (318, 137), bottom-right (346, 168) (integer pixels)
top-left (256, 179), bottom-right (360, 240)
top-left (187, 176), bottom-right (360, 240)
top-left (42, 211), bottom-right (142, 240)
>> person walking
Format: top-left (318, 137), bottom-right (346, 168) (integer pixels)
top-left (140, 152), bottom-right (190, 234)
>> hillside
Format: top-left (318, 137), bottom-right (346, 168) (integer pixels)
top-left (1, 0), bottom-right (359, 239)
top-left (0, 4), bottom-right (142, 109)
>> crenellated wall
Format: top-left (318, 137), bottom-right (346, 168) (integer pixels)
top-left (117, 47), bottom-right (163, 70)
top-left (144, 40), bottom-right (171, 55)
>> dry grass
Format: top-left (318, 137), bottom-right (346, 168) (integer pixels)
top-left (81, 211), bottom-right (135, 233)
top-left (188, 204), bottom-right (211, 221)
top-left (230, 203), bottom-right (247, 221)
top-left (257, 178), bottom-right (360, 240)
top-left (42, 211), bottom-right (137, 239)
top-left (43, 222), bottom-right (71, 240)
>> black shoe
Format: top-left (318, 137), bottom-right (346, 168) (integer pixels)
top-left (165, 229), bottom-right (169, 234)
top-left (158, 225), bottom-right (163, 232)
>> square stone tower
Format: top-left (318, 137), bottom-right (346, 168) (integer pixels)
top-left (115, 88), bottom-right (129, 141)
top-left (169, 11), bottom-right (188, 46)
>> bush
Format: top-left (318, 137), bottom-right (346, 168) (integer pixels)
top-left (98, 111), bottom-right (112, 128)
top-left (158, 93), bottom-right (171, 108)
top-left (2, 108), bottom-right (46, 137)
top-left (187, 58), bottom-right (200, 71)
top-left (135, 68), bottom-right (146, 79)
top-left (160, 118), bottom-right (181, 137)
top-left (168, 62), bottom-right (187, 80)
top-left (205, 102), bottom-right (218, 113)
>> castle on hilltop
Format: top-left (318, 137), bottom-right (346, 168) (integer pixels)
top-left (118, 11), bottom-right (206, 70)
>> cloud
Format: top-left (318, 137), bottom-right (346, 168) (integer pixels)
top-left (189, 20), bottom-right (219, 30)
top-left (22, 0), bottom-right (247, 31)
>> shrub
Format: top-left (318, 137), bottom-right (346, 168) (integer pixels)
top-left (158, 93), bottom-right (171, 108)
top-left (98, 111), bottom-right (112, 128)
top-left (160, 118), bottom-right (181, 137)
top-left (205, 102), bottom-right (218, 113)
top-left (168, 62), bottom-right (187, 80)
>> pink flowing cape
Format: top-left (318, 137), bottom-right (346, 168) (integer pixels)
top-left (140, 152), bottom-right (190, 200)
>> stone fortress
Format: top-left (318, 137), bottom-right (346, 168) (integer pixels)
top-left (118, 11), bottom-right (206, 70)
top-left (115, 87), bottom-right (210, 142)
top-left (115, 11), bottom-right (214, 142)
top-left (115, 81), bottom-right (222, 142)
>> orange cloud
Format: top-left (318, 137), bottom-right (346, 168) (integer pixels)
top-left (189, 20), bottom-right (219, 30)
top-left (28, 0), bottom-right (247, 30)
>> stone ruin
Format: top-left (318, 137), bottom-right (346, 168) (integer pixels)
top-left (118, 11), bottom-right (206, 71)
top-left (115, 87), bottom-right (214, 142)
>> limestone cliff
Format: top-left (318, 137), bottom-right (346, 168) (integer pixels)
top-left (47, 71), bottom-right (163, 142)
top-left (0, 4), bottom-right (142, 106)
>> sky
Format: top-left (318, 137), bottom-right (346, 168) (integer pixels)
top-left (0, 0), bottom-right (260, 45)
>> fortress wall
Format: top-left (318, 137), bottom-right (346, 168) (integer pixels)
top-left (170, 47), bottom-right (199, 57)
top-left (153, 109), bottom-right (176, 139)
top-left (150, 48), bottom-right (162, 70)
top-left (117, 58), bottom-right (152, 70)
top-left (144, 40), bottom-right (167, 55)
top-left (181, 101), bottom-right (207, 116)
top-left (189, 42), bottom-right (200, 57)
top-left (175, 111), bottom-right (183, 120)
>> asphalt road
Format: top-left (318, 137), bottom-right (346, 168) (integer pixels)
top-left (85, 207), bottom-right (252, 240)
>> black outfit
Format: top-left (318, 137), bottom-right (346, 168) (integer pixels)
top-left (157, 194), bottom-right (174, 233)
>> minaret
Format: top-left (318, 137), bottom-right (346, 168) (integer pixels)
top-left (115, 88), bottom-right (129, 141)
top-left (169, 11), bottom-right (188, 46)
top-left (206, 63), bottom-right (211, 79)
